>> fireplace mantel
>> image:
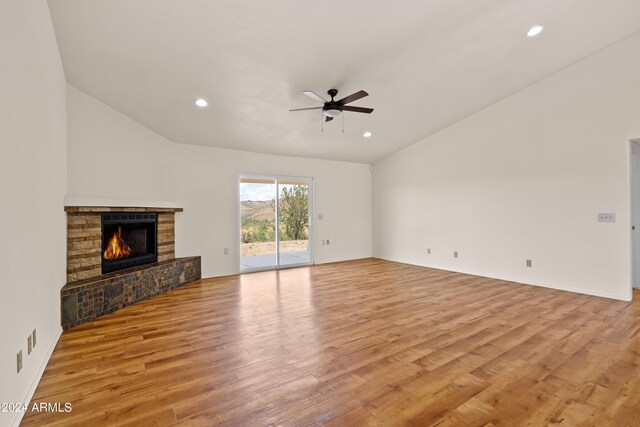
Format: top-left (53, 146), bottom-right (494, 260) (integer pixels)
top-left (65, 206), bottom-right (183, 213)
top-left (64, 196), bottom-right (182, 210)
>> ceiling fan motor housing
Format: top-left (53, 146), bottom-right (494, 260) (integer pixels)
top-left (323, 89), bottom-right (342, 116)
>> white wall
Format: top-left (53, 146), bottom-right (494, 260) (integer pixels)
top-left (167, 144), bottom-right (372, 277)
top-left (67, 87), bottom-right (373, 278)
top-left (373, 33), bottom-right (640, 301)
top-left (67, 85), bottom-right (171, 201)
top-left (0, 1), bottom-right (67, 426)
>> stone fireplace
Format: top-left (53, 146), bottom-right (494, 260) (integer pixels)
top-left (62, 205), bottom-right (201, 330)
top-left (66, 207), bottom-right (179, 282)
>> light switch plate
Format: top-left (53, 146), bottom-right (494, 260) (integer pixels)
top-left (17, 351), bottom-right (22, 373)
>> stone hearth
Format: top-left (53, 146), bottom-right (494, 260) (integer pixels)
top-left (61, 257), bottom-right (201, 330)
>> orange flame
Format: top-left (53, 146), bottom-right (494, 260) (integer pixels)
top-left (103, 227), bottom-right (132, 260)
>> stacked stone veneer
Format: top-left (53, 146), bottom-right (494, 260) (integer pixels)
top-left (66, 206), bottom-right (180, 282)
top-left (63, 206), bottom-right (200, 330)
top-left (61, 257), bottom-right (201, 330)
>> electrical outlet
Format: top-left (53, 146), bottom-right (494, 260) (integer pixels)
top-left (454, 251), bottom-right (458, 258)
top-left (223, 248), bottom-right (229, 255)
top-left (318, 213), bottom-right (324, 220)
top-left (32, 329), bottom-right (36, 348)
top-left (17, 351), bottom-right (22, 373)
top-left (28, 335), bottom-right (32, 355)
top-left (526, 259), bottom-right (532, 268)
top-left (427, 248), bottom-right (431, 254)
top-left (598, 213), bottom-right (616, 223)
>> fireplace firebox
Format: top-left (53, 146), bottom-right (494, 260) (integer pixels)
top-left (101, 213), bottom-right (157, 274)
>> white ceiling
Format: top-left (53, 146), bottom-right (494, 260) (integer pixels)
top-left (48, 0), bottom-right (640, 163)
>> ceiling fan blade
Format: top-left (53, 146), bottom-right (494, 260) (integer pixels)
top-left (342, 105), bottom-right (374, 114)
top-left (289, 107), bottom-right (323, 112)
top-left (303, 91), bottom-right (328, 103)
top-left (336, 90), bottom-right (369, 105)
top-left (325, 116), bottom-right (333, 122)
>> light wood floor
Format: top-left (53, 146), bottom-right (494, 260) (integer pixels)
top-left (23, 258), bottom-right (640, 426)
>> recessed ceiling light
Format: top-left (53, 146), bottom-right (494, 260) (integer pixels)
top-left (195, 98), bottom-right (208, 107)
top-left (527, 25), bottom-right (544, 37)
top-left (363, 131), bottom-right (372, 138)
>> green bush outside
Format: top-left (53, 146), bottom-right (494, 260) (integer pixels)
top-left (241, 185), bottom-right (309, 244)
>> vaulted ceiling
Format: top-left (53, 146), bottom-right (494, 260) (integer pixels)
top-left (48, 0), bottom-right (640, 163)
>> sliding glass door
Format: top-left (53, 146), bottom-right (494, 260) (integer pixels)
top-left (239, 175), bottom-right (312, 272)
top-left (278, 178), bottom-right (311, 267)
top-left (239, 176), bottom-right (278, 270)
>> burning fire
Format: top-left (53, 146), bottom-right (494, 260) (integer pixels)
top-left (103, 227), bottom-right (132, 260)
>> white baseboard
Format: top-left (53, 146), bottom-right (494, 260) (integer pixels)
top-left (11, 327), bottom-right (62, 427)
top-left (374, 256), bottom-right (632, 302)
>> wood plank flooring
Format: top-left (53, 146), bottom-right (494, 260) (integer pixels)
top-left (22, 258), bottom-right (640, 426)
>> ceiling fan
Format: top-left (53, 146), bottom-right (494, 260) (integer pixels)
top-left (290, 89), bottom-right (374, 122)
